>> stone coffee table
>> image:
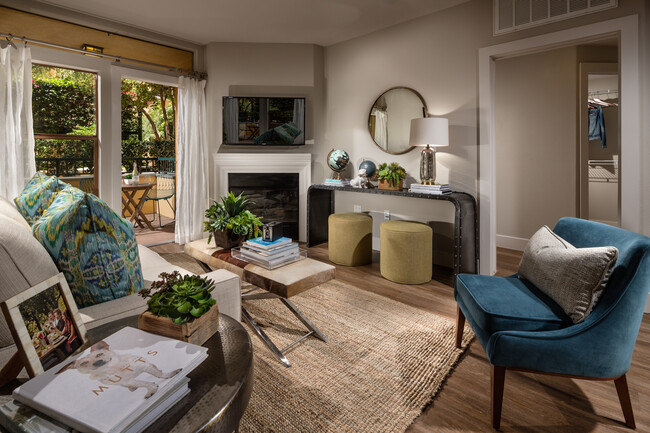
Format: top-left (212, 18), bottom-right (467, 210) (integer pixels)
top-left (184, 238), bottom-right (335, 367)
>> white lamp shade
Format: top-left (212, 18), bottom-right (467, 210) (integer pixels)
top-left (409, 117), bottom-right (449, 147)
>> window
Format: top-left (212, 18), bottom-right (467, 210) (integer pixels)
top-left (32, 65), bottom-right (98, 194)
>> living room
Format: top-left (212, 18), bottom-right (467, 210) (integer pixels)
top-left (1, 0), bottom-right (649, 432)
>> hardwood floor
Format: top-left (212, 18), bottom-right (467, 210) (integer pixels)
top-left (153, 243), bottom-right (649, 432)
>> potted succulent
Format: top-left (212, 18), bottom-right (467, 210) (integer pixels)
top-left (204, 192), bottom-right (263, 249)
top-left (377, 162), bottom-right (406, 191)
top-left (137, 271), bottom-right (219, 345)
top-left (124, 174), bottom-right (134, 185)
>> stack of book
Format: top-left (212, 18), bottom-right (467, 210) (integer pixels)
top-left (239, 237), bottom-right (301, 269)
top-left (2, 327), bottom-right (208, 433)
top-left (324, 178), bottom-right (350, 187)
top-left (408, 183), bottom-right (452, 195)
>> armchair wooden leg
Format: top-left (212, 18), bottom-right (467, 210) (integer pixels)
top-left (455, 306), bottom-right (466, 348)
top-left (614, 374), bottom-right (636, 429)
top-left (491, 365), bottom-right (506, 430)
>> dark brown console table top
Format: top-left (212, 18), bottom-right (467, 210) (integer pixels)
top-left (307, 184), bottom-right (477, 276)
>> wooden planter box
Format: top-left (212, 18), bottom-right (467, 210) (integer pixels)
top-left (378, 179), bottom-right (404, 191)
top-left (213, 229), bottom-right (245, 250)
top-left (138, 303), bottom-right (219, 346)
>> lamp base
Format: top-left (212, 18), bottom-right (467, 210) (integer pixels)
top-left (420, 145), bottom-right (436, 184)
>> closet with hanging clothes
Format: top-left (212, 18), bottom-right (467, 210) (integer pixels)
top-left (585, 75), bottom-right (619, 227)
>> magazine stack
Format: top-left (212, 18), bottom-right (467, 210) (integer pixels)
top-left (3, 327), bottom-right (208, 433)
top-left (324, 178), bottom-right (350, 187)
top-left (237, 237), bottom-right (303, 269)
top-left (408, 183), bottom-right (452, 195)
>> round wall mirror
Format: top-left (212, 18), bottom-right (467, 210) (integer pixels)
top-left (368, 87), bottom-right (428, 155)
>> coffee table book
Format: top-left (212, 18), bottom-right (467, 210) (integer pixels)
top-left (12, 327), bottom-right (207, 433)
top-left (1, 380), bottom-right (189, 433)
top-left (232, 246), bottom-right (307, 270)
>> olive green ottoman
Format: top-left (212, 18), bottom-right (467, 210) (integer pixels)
top-left (380, 220), bottom-right (432, 284)
top-left (328, 212), bottom-right (373, 266)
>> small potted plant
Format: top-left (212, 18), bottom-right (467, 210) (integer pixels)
top-left (137, 271), bottom-right (219, 345)
top-left (124, 174), bottom-right (134, 185)
top-left (204, 192), bottom-right (263, 249)
top-left (377, 162), bottom-right (406, 191)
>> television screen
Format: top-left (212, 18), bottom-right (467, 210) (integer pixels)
top-left (222, 96), bottom-right (305, 145)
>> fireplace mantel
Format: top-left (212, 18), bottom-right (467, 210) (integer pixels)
top-left (213, 153), bottom-right (311, 241)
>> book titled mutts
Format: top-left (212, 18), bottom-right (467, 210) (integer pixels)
top-left (13, 327), bottom-right (207, 433)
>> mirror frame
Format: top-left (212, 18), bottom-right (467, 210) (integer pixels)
top-left (368, 86), bottom-right (428, 155)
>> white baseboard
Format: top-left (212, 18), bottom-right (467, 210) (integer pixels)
top-left (496, 234), bottom-right (528, 251)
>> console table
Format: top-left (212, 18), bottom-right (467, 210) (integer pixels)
top-left (307, 185), bottom-right (478, 276)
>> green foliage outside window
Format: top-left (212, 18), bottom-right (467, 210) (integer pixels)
top-left (32, 65), bottom-right (177, 174)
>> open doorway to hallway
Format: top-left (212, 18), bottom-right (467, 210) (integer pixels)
top-left (493, 38), bottom-right (619, 266)
top-left (120, 78), bottom-right (177, 246)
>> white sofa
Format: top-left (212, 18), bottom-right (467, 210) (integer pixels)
top-left (0, 195), bottom-right (240, 370)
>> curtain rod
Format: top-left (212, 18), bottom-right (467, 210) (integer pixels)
top-left (0, 32), bottom-right (207, 80)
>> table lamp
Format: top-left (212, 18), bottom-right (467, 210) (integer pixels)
top-left (409, 117), bottom-right (449, 184)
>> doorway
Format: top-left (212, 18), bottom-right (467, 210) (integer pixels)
top-left (579, 63), bottom-right (620, 227)
top-left (120, 77), bottom-right (177, 246)
top-left (478, 15), bottom-right (641, 276)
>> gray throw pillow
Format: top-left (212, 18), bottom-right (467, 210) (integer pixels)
top-left (518, 226), bottom-right (618, 324)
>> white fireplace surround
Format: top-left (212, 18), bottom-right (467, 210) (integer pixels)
top-left (213, 153), bottom-right (312, 241)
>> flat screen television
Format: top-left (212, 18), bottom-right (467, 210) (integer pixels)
top-left (222, 96), bottom-right (305, 146)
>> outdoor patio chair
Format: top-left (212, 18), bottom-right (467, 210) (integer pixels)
top-left (144, 173), bottom-right (175, 227)
top-left (158, 157), bottom-right (175, 174)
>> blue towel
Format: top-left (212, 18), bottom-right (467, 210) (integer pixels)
top-left (588, 106), bottom-right (606, 148)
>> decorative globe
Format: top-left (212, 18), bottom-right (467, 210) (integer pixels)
top-left (327, 149), bottom-right (350, 176)
top-left (359, 160), bottom-right (377, 179)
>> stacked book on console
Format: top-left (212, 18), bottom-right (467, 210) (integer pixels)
top-left (324, 178), bottom-right (350, 187)
top-left (2, 327), bottom-right (207, 433)
top-left (408, 183), bottom-right (452, 195)
top-left (240, 237), bottom-right (301, 268)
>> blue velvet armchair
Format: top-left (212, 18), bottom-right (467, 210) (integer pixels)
top-left (455, 217), bottom-right (650, 429)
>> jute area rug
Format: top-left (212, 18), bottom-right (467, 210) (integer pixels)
top-left (237, 279), bottom-right (474, 433)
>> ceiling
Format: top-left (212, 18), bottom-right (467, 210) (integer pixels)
top-left (34, 0), bottom-right (470, 46)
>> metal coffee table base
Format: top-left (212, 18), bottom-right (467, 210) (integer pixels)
top-left (241, 288), bottom-right (328, 367)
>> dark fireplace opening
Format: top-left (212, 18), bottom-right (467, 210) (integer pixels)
top-left (228, 173), bottom-right (299, 240)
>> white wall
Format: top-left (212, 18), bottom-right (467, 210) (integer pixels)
top-left (199, 0), bottom-right (648, 270)
top-left (320, 0), bottom-right (648, 268)
top-left (204, 42), bottom-right (325, 198)
top-left (494, 47), bottom-right (578, 250)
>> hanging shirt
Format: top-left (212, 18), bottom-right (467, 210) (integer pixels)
top-left (588, 106), bottom-right (606, 148)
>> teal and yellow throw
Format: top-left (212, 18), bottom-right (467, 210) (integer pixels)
top-left (32, 185), bottom-right (145, 308)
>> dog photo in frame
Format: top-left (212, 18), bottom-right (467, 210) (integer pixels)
top-left (1, 273), bottom-right (89, 378)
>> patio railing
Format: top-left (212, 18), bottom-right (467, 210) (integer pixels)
top-left (35, 157), bottom-right (175, 177)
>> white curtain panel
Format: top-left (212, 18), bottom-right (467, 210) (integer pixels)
top-left (292, 98), bottom-right (305, 144)
top-left (175, 76), bottom-right (209, 245)
top-left (223, 97), bottom-right (239, 143)
top-left (0, 45), bottom-right (35, 198)
top-left (371, 108), bottom-right (388, 150)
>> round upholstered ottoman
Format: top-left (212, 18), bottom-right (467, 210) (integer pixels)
top-left (380, 220), bottom-right (432, 284)
top-left (328, 212), bottom-right (373, 266)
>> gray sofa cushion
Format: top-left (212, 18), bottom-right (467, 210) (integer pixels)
top-left (0, 195), bottom-right (31, 230)
top-left (0, 214), bottom-right (59, 348)
top-left (518, 225), bottom-right (618, 324)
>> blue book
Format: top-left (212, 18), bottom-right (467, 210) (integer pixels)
top-left (247, 237), bottom-right (292, 250)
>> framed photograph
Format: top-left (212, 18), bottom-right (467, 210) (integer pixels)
top-left (1, 273), bottom-right (89, 377)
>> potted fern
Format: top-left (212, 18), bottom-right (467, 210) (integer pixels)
top-left (137, 271), bottom-right (219, 345)
top-left (377, 162), bottom-right (406, 191)
top-left (204, 192), bottom-right (263, 249)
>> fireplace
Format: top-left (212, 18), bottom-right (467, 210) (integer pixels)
top-left (228, 173), bottom-right (299, 240)
top-left (213, 153), bottom-right (311, 241)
